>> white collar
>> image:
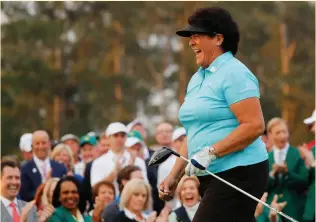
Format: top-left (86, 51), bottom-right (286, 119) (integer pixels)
top-left (108, 149), bottom-right (128, 157)
top-left (33, 155), bottom-right (50, 165)
top-left (123, 208), bottom-right (147, 221)
top-left (273, 143), bottom-right (289, 153)
top-left (71, 209), bottom-right (84, 222)
top-left (0, 196), bottom-right (18, 208)
top-left (183, 202), bottom-right (200, 211)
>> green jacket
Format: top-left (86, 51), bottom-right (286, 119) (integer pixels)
top-left (48, 206), bottom-right (92, 222)
top-left (265, 146), bottom-right (309, 222)
top-left (302, 146), bottom-right (315, 221)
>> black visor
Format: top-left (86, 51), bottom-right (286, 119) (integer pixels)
top-left (176, 25), bottom-right (213, 37)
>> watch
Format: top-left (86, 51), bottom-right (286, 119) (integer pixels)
top-left (208, 146), bottom-right (218, 160)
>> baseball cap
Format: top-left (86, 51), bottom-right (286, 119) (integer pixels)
top-left (172, 127), bottom-right (186, 142)
top-left (60, 134), bottom-right (80, 143)
top-left (80, 135), bottom-right (97, 147)
top-left (125, 130), bottom-right (144, 148)
top-left (19, 133), bottom-right (32, 152)
top-left (105, 122), bottom-right (128, 137)
top-left (127, 118), bottom-right (143, 132)
top-left (304, 110), bottom-right (316, 125)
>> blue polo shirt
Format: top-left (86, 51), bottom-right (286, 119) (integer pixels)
top-left (178, 51), bottom-right (268, 175)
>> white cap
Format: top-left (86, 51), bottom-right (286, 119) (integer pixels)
top-left (125, 137), bottom-right (143, 148)
top-left (19, 133), bottom-right (33, 152)
top-left (106, 122), bottom-right (128, 136)
top-left (172, 127), bottom-right (186, 142)
top-left (127, 118), bottom-right (143, 132)
top-left (304, 110), bottom-right (316, 125)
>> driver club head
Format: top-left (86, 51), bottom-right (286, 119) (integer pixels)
top-left (148, 146), bottom-right (177, 166)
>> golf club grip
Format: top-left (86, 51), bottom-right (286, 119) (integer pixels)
top-left (178, 156), bottom-right (298, 222)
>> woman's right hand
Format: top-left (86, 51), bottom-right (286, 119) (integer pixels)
top-left (38, 204), bottom-right (55, 222)
top-left (20, 200), bottom-right (36, 222)
top-left (158, 174), bottom-right (178, 201)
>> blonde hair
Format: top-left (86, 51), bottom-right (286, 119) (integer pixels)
top-left (119, 179), bottom-right (152, 211)
top-left (176, 175), bottom-right (200, 203)
top-left (51, 143), bottom-right (74, 171)
top-left (41, 177), bottom-right (60, 205)
top-left (266, 117), bottom-right (288, 133)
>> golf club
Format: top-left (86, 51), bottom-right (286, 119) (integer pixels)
top-left (149, 146), bottom-right (298, 222)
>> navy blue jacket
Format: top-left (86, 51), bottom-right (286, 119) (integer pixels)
top-left (20, 158), bottom-right (67, 201)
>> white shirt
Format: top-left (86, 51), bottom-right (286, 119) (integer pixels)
top-left (273, 143), bottom-right (289, 165)
top-left (0, 196), bottom-right (20, 217)
top-left (33, 155), bottom-right (51, 183)
top-left (91, 150), bottom-right (148, 194)
top-left (123, 208), bottom-right (147, 222)
top-left (74, 161), bottom-right (85, 177)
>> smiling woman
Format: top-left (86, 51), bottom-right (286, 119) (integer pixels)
top-left (115, 179), bottom-right (156, 222)
top-left (159, 7), bottom-right (269, 222)
top-left (168, 176), bottom-right (201, 222)
top-left (49, 176), bottom-right (92, 222)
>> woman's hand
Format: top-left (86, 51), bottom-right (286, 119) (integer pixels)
top-left (146, 211), bottom-right (157, 222)
top-left (38, 204), bottom-right (55, 222)
top-left (298, 145), bottom-right (315, 167)
top-left (20, 200), bottom-right (36, 222)
top-left (185, 147), bottom-right (215, 176)
top-left (269, 195), bottom-right (287, 222)
top-left (158, 174), bottom-right (178, 201)
top-left (254, 192), bottom-right (268, 218)
top-left (93, 196), bottom-right (105, 216)
top-left (156, 206), bottom-right (171, 222)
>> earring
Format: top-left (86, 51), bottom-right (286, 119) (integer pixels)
top-left (217, 43), bottom-right (220, 46)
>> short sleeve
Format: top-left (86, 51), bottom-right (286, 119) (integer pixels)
top-left (222, 69), bottom-right (260, 105)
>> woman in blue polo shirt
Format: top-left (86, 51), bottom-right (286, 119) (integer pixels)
top-left (159, 7), bottom-right (269, 222)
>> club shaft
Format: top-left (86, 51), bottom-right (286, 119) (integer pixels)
top-left (179, 156), bottom-right (298, 222)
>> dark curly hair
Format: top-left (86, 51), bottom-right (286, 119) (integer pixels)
top-left (52, 176), bottom-right (82, 209)
top-left (188, 7), bottom-right (240, 55)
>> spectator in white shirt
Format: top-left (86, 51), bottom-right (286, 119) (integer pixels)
top-left (157, 127), bottom-right (186, 210)
top-left (91, 122), bottom-right (148, 193)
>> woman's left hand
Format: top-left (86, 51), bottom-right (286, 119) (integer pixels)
top-left (146, 211), bottom-right (157, 222)
top-left (185, 147), bottom-right (215, 176)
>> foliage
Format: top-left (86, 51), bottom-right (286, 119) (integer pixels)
top-left (1, 1), bottom-right (315, 155)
